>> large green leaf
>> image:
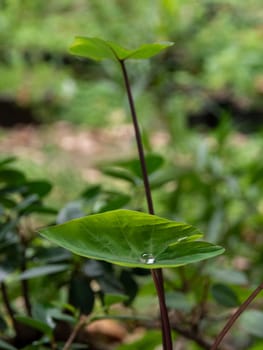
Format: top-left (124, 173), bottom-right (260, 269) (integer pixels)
top-left (69, 37), bottom-right (174, 61)
top-left (39, 210), bottom-right (224, 269)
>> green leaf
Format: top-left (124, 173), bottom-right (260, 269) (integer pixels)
top-left (22, 181), bottom-right (52, 198)
top-left (206, 267), bottom-right (248, 285)
top-left (104, 293), bottom-right (129, 308)
top-left (116, 330), bottom-right (161, 350)
top-left (239, 310), bottom-right (263, 338)
top-left (101, 167), bottom-right (135, 184)
top-left (165, 291), bottom-right (194, 312)
top-left (47, 308), bottom-right (76, 324)
top-left (110, 154), bottom-right (164, 178)
top-left (0, 157), bottom-right (16, 168)
top-left (120, 270), bottom-right (138, 304)
top-left (39, 209), bottom-right (224, 269)
top-left (81, 185), bottom-right (102, 199)
top-left (15, 264), bottom-right (69, 280)
top-left (211, 283), bottom-right (240, 308)
top-left (69, 37), bottom-right (174, 61)
top-left (122, 42), bottom-right (174, 60)
top-left (0, 339), bottom-right (17, 350)
top-left (0, 169), bottom-right (26, 185)
top-left (96, 193), bottom-right (131, 213)
top-left (15, 316), bottom-right (53, 337)
top-left (34, 247), bottom-right (71, 264)
top-left (69, 37), bottom-right (116, 61)
top-left (249, 341), bottom-right (263, 350)
top-left (69, 274), bottom-right (95, 315)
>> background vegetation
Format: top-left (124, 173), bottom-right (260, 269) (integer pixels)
top-left (0, 1), bottom-right (263, 349)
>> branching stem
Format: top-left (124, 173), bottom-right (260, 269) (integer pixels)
top-left (211, 282), bottom-right (263, 350)
top-left (62, 315), bottom-right (88, 350)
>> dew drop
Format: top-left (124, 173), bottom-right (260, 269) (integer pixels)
top-left (141, 253), bottom-right (155, 264)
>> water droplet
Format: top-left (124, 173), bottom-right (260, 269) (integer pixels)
top-left (141, 253), bottom-right (155, 264)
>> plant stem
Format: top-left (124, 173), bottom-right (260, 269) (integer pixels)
top-left (0, 281), bottom-right (19, 336)
top-left (211, 282), bottom-right (263, 350)
top-left (62, 315), bottom-right (87, 350)
top-left (119, 59), bottom-right (173, 350)
top-left (20, 239), bottom-right (32, 316)
top-left (119, 60), bottom-right (154, 215)
top-left (152, 269), bottom-right (173, 349)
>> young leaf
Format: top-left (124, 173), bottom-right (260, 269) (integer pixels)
top-left (122, 42), bottom-right (174, 60)
top-left (69, 37), bottom-right (116, 61)
top-left (69, 37), bottom-right (174, 62)
top-left (39, 209), bottom-right (224, 269)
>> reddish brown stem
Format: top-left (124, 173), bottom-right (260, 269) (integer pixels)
top-left (211, 282), bottom-right (263, 350)
top-left (119, 59), bottom-right (173, 350)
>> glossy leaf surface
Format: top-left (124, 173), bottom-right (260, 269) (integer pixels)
top-left (69, 37), bottom-right (173, 61)
top-left (40, 209), bottom-right (224, 269)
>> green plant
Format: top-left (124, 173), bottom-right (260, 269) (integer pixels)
top-left (2, 30), bottom-right (263, 349)
top-left (39, 37), bottom-right (225, 350)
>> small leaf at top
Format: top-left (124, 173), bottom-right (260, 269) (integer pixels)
top-left (39, 209), bottom-right (224, 269)
top-left (69, 37), bottom-right (174, 61)
top-left (69, 37), bottom-right (116, 61)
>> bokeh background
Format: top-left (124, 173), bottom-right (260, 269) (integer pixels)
top-left (1, 1), bottom-right (263, 349)
top-left (1, 0), bottom-right (263, 203)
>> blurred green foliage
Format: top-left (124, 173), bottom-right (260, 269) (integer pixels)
top-left (1, 1), bottom-right (263, 349)
top-left (0, 0), bottom-right (262, 127)
top-left (2, 116), bottom-right (263, 348)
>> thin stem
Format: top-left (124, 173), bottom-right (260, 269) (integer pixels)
top-left (20, 244), bottom-right (32, 316)
top-left (152, 269), bottom-right (173, 350)
top-left (62, 315), bottom-right (87, 350)
top-left (119, 59), bottom-right (154, 215)
top-left (211, 282), bottom-right (263, 350)
top-left (18, 226), bottom-right (32, 316)
top-left (0, 281), bottom-right (19, 336)
top-left (119, 59), bottom-right (173, 350)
